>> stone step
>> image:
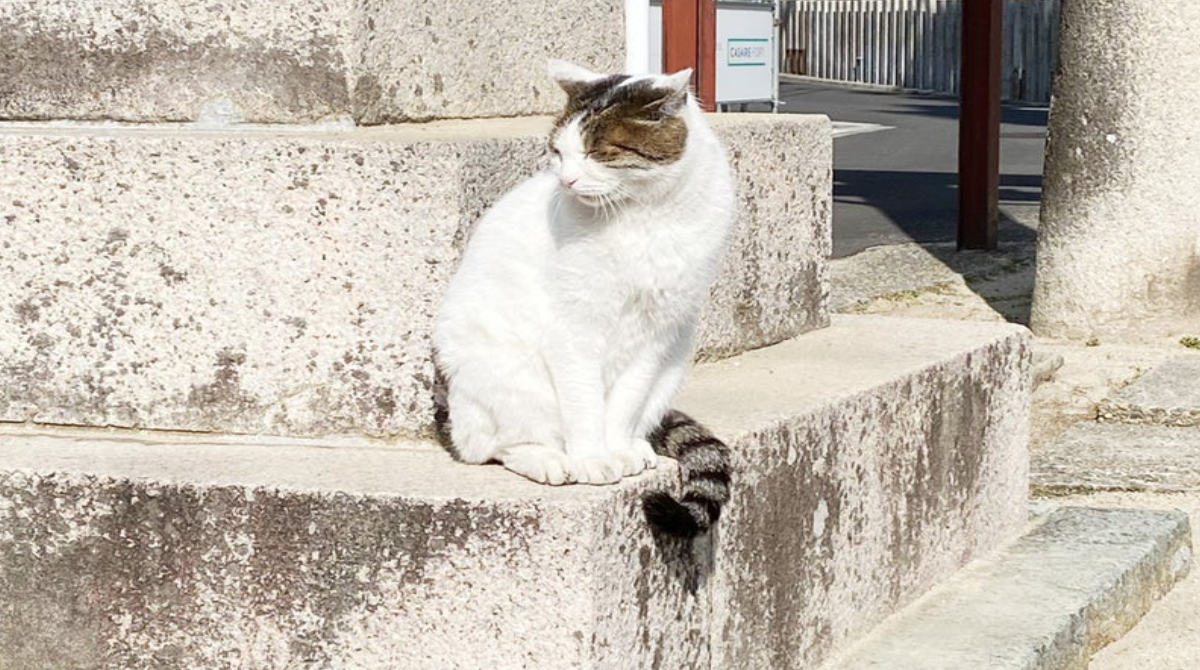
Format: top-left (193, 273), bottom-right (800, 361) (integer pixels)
top-left (0, 0), bottom-right (624, 124)
top-left (823, 506), bottom-right (1192, 670)
top-left (1098, 356), bottom-right (1200, 428)
top-left (1033, 423), bottom-right (1200, 494)
top-left (0, 315), bottom-right (1030, 669)
top-left (0, 113), bottom-right (831, 439)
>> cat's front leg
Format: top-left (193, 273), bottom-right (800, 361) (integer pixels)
top-left (546, 343), bottom-right (624, 485)
top-left (604, 349), bottom-right (668, 476)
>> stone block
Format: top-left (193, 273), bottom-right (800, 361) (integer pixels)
top-left (0, 114), bottom-right (830, 438)
top-left (827, 506), bottom-right (1192, 670)
top-left (0, 430), bottom-right (708, 670)
top-left (689, 315), bottom-right (1030, 667)
top-left (0, 314), bottom-right (1030, 668)
top-left (352, 1), bottom-right (625, 124)
top-left (0, 0), bottom-right (624, 124)
top-left (1098, 356), bottom-right (1200, 428)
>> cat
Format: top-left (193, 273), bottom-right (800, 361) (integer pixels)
top-left (433, 60), bottom-right (734, 537)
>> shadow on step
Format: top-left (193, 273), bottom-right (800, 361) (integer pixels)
top-left (647, 526), bottom-right (717, 597)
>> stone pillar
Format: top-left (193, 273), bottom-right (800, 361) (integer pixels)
top-left (1031, 0), bottom-right (1200, 341)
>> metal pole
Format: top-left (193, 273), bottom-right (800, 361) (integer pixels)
top-left (958, 0), bottom-right (1002, 250)
top-left (662, 0), bottom-right (717, 111)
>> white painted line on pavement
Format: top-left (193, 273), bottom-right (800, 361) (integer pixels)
top-left (832, 121), bottom-right (894, 139)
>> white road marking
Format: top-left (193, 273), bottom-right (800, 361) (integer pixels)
top-left (832, 121), bottom-right (894, 139)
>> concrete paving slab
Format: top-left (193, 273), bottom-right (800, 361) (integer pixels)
top-left (1099, 356), bottom-right (1200, 428)
top-left (1033, 423), bottom-right (1200, 494)
top-left (824, 506), bottom-right (1192, 670)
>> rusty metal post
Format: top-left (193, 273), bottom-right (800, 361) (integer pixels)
top-left (958, 0), bottom-right (1003, 250)
top-left (663, 0), bottom-right (717, 111)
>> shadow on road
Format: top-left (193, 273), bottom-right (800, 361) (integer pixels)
top-left (874, 101), bottom-right (1050, 127)
top-left (833, 168), bottom-right (1041, 323)
top-left (833, 169), bottom-right (1041, 240)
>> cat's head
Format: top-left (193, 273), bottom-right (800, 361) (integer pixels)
top-left (547, 60), bottom-right (695, 208)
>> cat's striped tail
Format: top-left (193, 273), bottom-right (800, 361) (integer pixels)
top-left (642, 409), bottom-right (731, 538)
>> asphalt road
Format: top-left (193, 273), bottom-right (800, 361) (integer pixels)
top-left (776, 80), bottom-right (1048, 258)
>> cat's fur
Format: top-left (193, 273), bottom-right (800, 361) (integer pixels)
top-left (433, 61), bottom-right (734, 536)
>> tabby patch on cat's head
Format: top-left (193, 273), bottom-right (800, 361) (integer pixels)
top-left (547, 60), bottom-right (693, 206)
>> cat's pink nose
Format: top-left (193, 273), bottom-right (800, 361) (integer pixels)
top-left (560, 177), bottom-right (578, 189)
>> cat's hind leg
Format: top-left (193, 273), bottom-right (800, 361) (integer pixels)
top-left (450, 394), bottom-right (573, 485)
top-left (446, 388), bottom-right (500, 464)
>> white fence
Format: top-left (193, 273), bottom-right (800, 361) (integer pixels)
top-left (779, 0), bottom-right (1060, 103)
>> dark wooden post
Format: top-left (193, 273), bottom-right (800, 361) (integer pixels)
top-left (663, 0), bottom-right (717, 112)
top-left (958, 0), bottom-right (1003, 250)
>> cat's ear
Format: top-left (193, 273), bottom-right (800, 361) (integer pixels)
top-left (643, 68), bottom-right (692, 117)
top-left (549, 59), bottom-right (605, 98)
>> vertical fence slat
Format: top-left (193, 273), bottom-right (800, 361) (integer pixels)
top-left (809, 0), bottom-right (816, 76)
top-left (836, 0), bottom-right (844, 80)
top-left (844, 1), bottom-right (854, 81)
top-left (936, 0), bottom-right (946, 92)
top-left (921, 0), bottom-right (932, 90)
top-left (1002, 0), bottom-right (1013, 99)
top-left (829, 1), bottom-right (838, 80)
top-left (856, 2), bottom-right (865, 82)
top-left (1049, 0), bottom-right (1060, 101)
top-left (913, 0), bottom-right (924, 89)
top-left (1041, 0), bottom-right (1053, 101)
top-left (830, 0), bottom-right (840, 80)
top-left (903, 0), bottom-right (912, 87)
top-left (894, 0), bottom-right (904, 87)
top-left (1022, 0), bottom-right (1033, 100)
top-left (816, 1), bottom-right (825, 79)
top-left (825, 1), bottom-right (834, 80)
top-left (952, 0), bottom-right (962, 96)
top-left (909, 0), bottom-right (917, 89)
top-left (889, 0), bottom-right (899, 86)
top-left (879, 0), bottom-right (888, 85)
top-left (868, 2), bottom-right (876, 83)
top-left (874, 0), bottom-right (883, 84)
top-left (896, 0), bottom-right (904, 88)
top-left (902, 0), bottom-right (912, 89)
top-left (1030, 0), bottom-right (1041, 101)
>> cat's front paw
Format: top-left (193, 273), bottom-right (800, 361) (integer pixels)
top-left (499, 444), bottom-right (572, 486)
top-left (567, 452), bottom-right (624, 485)
top-left (631, 438), bottom-right (658, 471)
top-left (608, 438), bottom-right (658, 476)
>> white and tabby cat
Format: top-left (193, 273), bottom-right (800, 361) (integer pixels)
top-left (433, 61), bottom-right (734, 536)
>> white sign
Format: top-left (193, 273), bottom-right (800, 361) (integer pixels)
top-left (715, 4), bottom-right (775, 104)
top-left (647, 1), bottom-right (777, 106)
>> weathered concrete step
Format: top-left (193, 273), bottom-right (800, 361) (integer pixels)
top-left (0, 315), bottom-right (1030, 669)
top-left (1098, 356), bottom-right (1200, 428)
top-left (0, 0), bottom-right (623, 123)
top-left (824, 506), bottom-right (1192, 670)
top-left (1033, 423), bottom-right (1200, 494)
top-left (0, 114), bottom-right (830, 440)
